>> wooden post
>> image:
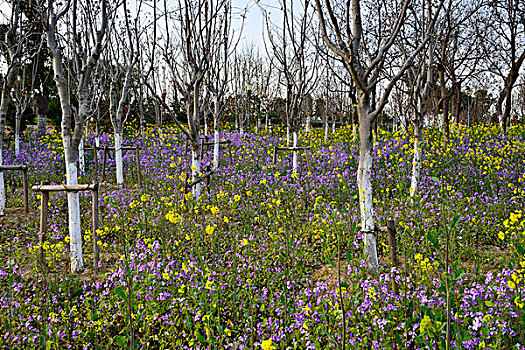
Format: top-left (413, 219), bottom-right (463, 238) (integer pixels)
top-left (38, 184), bottom-right (49, 270)
top-left (102, 146), bottom-right (108, 182)
top-left (200, 138), bottom-right (205, 160)
top-left (228, 140), bottom-right (233, 166)
top-left (94, 145), bottom-right (98, 177)
top-left (305, 151), bottom-right (312, 172)
top-left (272, 146), bottom-right (277, 164)
top-left (22, 167), bottom-right (28, 215)
top-left (386, 219), bottom-right (399, 294)
top-left (135, 148), bottom-right (143, 187)
top-left (92, 184), bottom-right (100, 274)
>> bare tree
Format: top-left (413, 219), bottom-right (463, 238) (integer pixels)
top-left (205, 3), bottom-right (244, 168)
top-left (397, 0), bottom-right (441, 197)
top-left (103, 0), bottom-right (144, 185)
top-left (0, 1), bottom-right (40, 216)
top-left (315, 0), bottom-right (443, 272)
top-left (148, 0), bottom-right (229, 199)
top-left (480, 0), bottom-right (525, 137)
top-left (435, 0), bottom-right (484, 138)
top-left (10, 63), bottom-right (34, 156)
top-left (36, 0), bottom-right (110, 272)
top-left (262, 0), bottom-right (319, 174)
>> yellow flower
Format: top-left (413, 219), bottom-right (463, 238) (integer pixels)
top-left (225, 328), bottom-right (231, 336)
top-left (419, 315), bottom-right (432, 334)
top-left (508, 280), bottom-right (516, 289)
top-left (205, 225), bottom-right (215, 235)
top-left (241, 239), bottom-right (248, 246)
top-left (210, 206), bottom-right (220, 215)
top-left (261, 339), bottom-right (275, 350)
top-left (234, 194), bottom-right (241, 202)
top-left (205, 280), bottom-right (213, 290)
top-left (498, 231), bottom-right (505, 240)
top-left (515, 297), bottom-right (524, 309)
top-left (224, 216), bottom-right (230, 224)
top-left (162, 271), bottom-right (170, 280)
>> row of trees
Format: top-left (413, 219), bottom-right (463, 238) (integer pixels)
top-left (1, 0), bottom-right (524, 273)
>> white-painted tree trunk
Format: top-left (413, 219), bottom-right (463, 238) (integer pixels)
top-left (306, 115), bottom-right (311, 134)
top-left (65, 159), bottom-right (84, 272)
top-left (191, 148), bottom-right (201, 199)
top-left (0, 150), bottom-right (4, 216)
top-left (14, 133), bottom-right (20, 157)
top-left (95, 122), bottom-right (100, 148)
top-left (357, 103), bottom-right (378, 273)
top-left (114, 132), bottom-right (124, 185)
top-left (410, 122), bottom-right (423, 197)
top-left (204, 119), bottom-right (208, 137)
top-left (213, 129), bottom-right (220, 169)
top-left (286, 126), bottom-right (290, 145)
top-left (292, 131), bottom-right (298, 174)
top-left (213, 96), bottom-right (220, 169)
top-left (324, 120), bottom-right (329, 142)
top-left (332, 121), bottom-right (336, 134)
top-left (79, 137), bottom-right (85, 174)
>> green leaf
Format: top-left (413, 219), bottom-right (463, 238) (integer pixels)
top-left (46, 340), bottom-right (52, 350)
top-left (514, 243), bottom-right (525, 256)
top-left (115, 336), bottom-right (128, 349)
top-left (431, 176), bottom-right (440, 184)
top-left (115, 286), bottom-right (126, 300)
top-left (481, 327), bottom-right (489, 337)
top-left (484, 300), bottom-right (495, 307)
top-left (325, 255), bottom-right (335, 268)
top-left (450, 214), bottom-right (461, 229)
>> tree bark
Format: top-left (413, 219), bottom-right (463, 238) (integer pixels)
top-left (0, 66), bottom-right (19, 216)
top-left (213, 96), bottom-right (220, 169)
top-left (357, 97), bottom-right (378, 273)
top-left (292, 131), bottom-right (299, 173)
top-left (410, 117), bottom-right (423, 197)
top-left (114, 132), bottom-right (124, 185)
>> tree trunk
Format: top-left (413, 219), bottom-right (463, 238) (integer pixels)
top-left (78, 135), bottom-right (85, 173)
top-left (0, 67), bottom-right (18, 215)
top-left (306, 115), bottom-right (311, 134)
top-left (191, 144), bottom-right (201, 199)
top-left (15, 112), bottom-right (21, 157)
top-left (114, 132), bottom-right (124, 185)
top-left (47, 24), bottom-right (84, 273)
top-left (357, 98), bottom-right (378, 273)
top-left (410, 117), bottom-right (423, 197)
top-left (292, 131), bottom-right (298, 173)
top-left (213, 97), bottom-right (220, 169)
top-left (324, 120), bottom-right (329, 142)
top-left (35, 92), bottom-right (48, 139)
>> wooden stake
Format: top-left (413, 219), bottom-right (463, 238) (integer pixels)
top-left (200, 138), bottom-right (205, 160)
top-left (228, 140), bottom-right (233, 166)
top-left (102, 146), bottom-right (108, 182)
top-left (94, 145), bottom-right (98, 178)
top-left (38, 184), bottom-right (49, 270)
top-left (22, 167), bottom-right (28, 215)
top-left (92, 184), bottom-right (100, 274)
top-left (135, 148), bottom-right (143, 187)
top-left (387, 219), bottom-right (399, 294)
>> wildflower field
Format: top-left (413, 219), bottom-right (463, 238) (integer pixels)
top-left (1, 124), bottom-right (525, 349)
